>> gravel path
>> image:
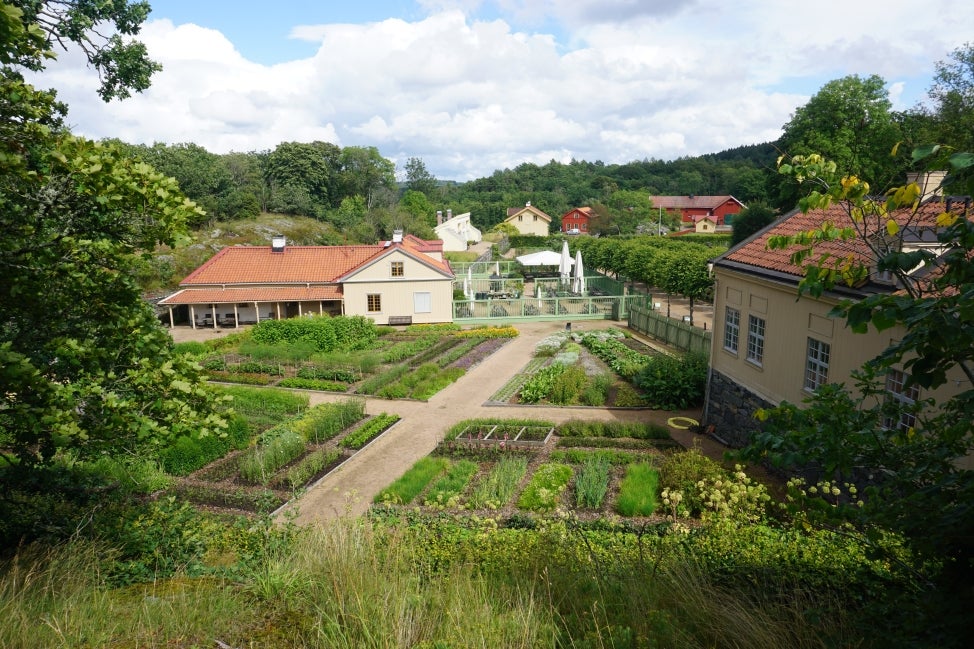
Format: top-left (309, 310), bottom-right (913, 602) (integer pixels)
top-left (279, 321), bottom-right (713, 525)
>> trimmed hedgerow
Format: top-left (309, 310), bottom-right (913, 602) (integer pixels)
top-left (250, 314), bottom-right (377, 352)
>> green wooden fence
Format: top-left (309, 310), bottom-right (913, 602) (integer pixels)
top-left (628, 305), bottom-right (712, 354)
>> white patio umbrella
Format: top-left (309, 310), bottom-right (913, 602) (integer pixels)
top-left (463, 276), bottom-right (471, 299)
top-left (573, 249), bottom-right (586, 294)
top-left (495, 261), bottom-right (500, 275)
top-left (559, 240), bottom-right (572, 285)
top-left (467, 266), bottom-right (473, 297)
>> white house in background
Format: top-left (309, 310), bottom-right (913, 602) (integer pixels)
top-left (504, 201), bottom-right (552, 236)
top-left (434, 209), bottom-right (482, 251)
top-left (159, 232), bottom-right (455, 328)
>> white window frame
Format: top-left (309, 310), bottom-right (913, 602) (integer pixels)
top-left (884, 369), bottom-right (920, 431)
top-left (413, 292), bottom-right (431, 314)
top-left (723, 307), bottom-right (740, 353)
top-left (746, 315), bottom-right (765, 366)
top-left (803, 337), bottom-right (831, 391)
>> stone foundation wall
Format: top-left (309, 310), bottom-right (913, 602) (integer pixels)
top-left (703, 369), bottom-right (774, 448)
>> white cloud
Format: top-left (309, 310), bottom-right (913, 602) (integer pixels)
top-left (30, 1), bottom-right (974, 181)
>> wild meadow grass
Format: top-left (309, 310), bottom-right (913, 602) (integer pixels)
top-left (0, 516), bottom-right (870, 648)
top-left (374, 457), bottom-right (449, 504)
top-left (467, 456), bottom-right (528, 510)
top-left (616, 462), bottom-right (659, 516)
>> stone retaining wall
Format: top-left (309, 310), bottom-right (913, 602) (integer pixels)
top-left (703, 369), bottom-right (773, 448)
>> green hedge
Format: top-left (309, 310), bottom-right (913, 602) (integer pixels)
top-left (250, 314), bottom-right (377, 352)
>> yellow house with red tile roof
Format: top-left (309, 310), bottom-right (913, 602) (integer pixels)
top-left (704, 199), bottom-right (968, 462)
top-left (159, 233), bottom-right (454, 327)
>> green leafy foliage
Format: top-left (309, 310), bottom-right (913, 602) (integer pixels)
top-left (579, 333), bottom-right (651, 378)
top-left (238, 430), bottom-right (306, 485)
top-left (340, 413), bottom-right (400, 450)
top-left (423, 460), bottom-right (478, 508)
top-left (518, 363), bottom-right (567, 403)
top-left (249, 315), bottom-right (377, 352)
top-left (633, 351), bottom-right (708, 410)
top-left (468, 456), bottom-right (529, 510)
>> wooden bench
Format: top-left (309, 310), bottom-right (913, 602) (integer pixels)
top-left (387, 315), bottom-right (413, 326)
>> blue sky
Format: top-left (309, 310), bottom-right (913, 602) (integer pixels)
top-left (38, 0), bottom-right (971, 180)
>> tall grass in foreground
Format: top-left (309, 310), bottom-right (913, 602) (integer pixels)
top-left (616, 462), bottom-right (659, 516)
top-left (0, 518), bottom-right (859, 648)
top-left (0, 544), bottom-right (248, 649)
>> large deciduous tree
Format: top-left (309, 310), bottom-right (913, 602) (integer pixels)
top-left (771, 75), bottom-right (905, 211)
top-left (1, 2), bottom-right (226, 475)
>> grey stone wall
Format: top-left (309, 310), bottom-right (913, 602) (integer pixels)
top-left (703, 369), bottom-right (774, 448)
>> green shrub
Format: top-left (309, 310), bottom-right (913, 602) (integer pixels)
top-left (634, 351), bottom-right (708, 410)
top-left (374, 456), bottom-right (449, 504)
top-left (616, 463), bottom-right (659, 516)
top-left (658, 449), bottom-right (727, 516)
top-left (549, 366), bottom-right (587, 404)
top-left (516, 463), bottom-right (572, 512)
top-left (172, 341), bottom-right (208, 356)
top-left (250, 314), bottom-right (377, 352)
top-left (580, 333), bottom-right (651, 378)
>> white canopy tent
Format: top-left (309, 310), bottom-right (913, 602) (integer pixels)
top-left (515, 250), bottom-right (570, 267)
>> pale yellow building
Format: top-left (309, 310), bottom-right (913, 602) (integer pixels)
top-left (160, 233), bottom-right (455, 327)
top-left (504, 202), bottom-right (552, 236)
top-left (705, 200), bottom-right (969, 467)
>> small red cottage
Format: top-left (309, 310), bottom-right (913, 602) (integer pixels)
top-left (650, 195), bottom-right (744, 229)
top-left (560, 207), bottom-right (594, 234)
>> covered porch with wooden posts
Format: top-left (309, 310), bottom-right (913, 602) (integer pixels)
top-left (158, 286), bottom-right (344, 329)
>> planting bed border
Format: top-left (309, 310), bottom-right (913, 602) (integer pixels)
top-left (456, 424), bottom-right (554, 448)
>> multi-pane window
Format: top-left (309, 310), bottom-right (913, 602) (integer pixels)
top-left (803, 337), bottom-right (831, 391)
top-left (884, 369), bottom-right (921, 431)
top-left (723, 307), bottom-right (740, 353)
top-left (367, 294), bottom-right (381, 312)
top-left (746, 315), bottom-right (765, 365)
top-left (391, 261), bottom-right (404, 277)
